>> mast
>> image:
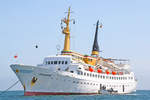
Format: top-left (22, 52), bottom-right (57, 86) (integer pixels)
top-left (91, 20), bottom-right (100, 56)
top-left (62, 7), bottom-right (71, 52)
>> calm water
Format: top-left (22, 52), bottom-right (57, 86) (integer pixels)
top-left (0, 90), bottom-right (149, 100)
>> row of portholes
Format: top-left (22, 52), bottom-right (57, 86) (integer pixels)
top-left (73, 81), bottom-right (98, 86)
top-left (77, 71), bottom-right (134, 80)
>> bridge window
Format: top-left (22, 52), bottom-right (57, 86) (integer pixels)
top-left (59, 61), bottom-right (61, 64)
top-left (51, 61), bottom-right (53, 64)
top-left (54, 61), bottom-right (57, 64)
top-left (65, 61), bottom-right (68, 64)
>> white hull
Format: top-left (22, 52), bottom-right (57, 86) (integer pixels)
top-left (10, 64), bottom-right (137, 95)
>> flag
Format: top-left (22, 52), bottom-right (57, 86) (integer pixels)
top-left (14, 55), bottom-right (18, 59)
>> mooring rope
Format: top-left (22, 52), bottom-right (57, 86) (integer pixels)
top-left (0, 80), bottom-right (19, 95)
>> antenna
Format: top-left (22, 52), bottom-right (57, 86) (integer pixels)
top-left (60, 8), bottom-right (75, 30)
top-left (61, 7), bottom-right (76, 52)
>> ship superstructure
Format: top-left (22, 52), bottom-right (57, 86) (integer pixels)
top-left (10, 7), bottom-right (137, 96)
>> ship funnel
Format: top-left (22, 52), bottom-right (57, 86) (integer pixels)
top-left (92, 20), bottom-right (99, 56)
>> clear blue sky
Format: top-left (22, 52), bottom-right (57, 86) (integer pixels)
top-left (0, 0), bottom-right (150, 90)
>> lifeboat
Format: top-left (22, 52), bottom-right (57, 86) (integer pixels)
top-left (118, 72), bottom-right (123, 75)
top-left (89, 66), bottom-right (94, 72)
top-left (106, 70), bottom-right (110, 75)
top-left (97, 69), bottom-right (102, 73)
top-left (112, 71), bottom-right (117, 75)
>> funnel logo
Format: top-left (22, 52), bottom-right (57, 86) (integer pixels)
top-left (31, 77), bottom-right (38, 87)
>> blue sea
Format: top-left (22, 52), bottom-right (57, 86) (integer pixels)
top-left (0, 90), bottom-right (149, 100)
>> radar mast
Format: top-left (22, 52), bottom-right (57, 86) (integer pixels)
top-left (61, 7), bottom-right (71, 52)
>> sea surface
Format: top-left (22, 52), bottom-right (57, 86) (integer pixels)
top-left (0, 90), bottom-right (149, 100)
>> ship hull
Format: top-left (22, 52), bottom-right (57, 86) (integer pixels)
top-left (24, 92), bottom-right (98, 96)
top-left (10, 64), bottom-right (137, 96)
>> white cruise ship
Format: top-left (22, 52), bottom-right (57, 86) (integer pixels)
top-left (10, 7), bottom-right (137, 96)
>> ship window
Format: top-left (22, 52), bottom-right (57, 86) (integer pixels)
top-left (77, 71), bottom-right (80, 75)
top-left (100, 75), bottom-right (102, 78)
top-left (93, 74), bottom-right (94, 77)
top-left (51, 61), bottom-right (53, 64)
top-left (70, 71), bottom-right (74, 73)
top-left (81, 71), bottom-right (83, 75)
top-left (59, 61), bottom-right (61, 64)
top-left (128, 77), bottom-right (130, 80)
top-left (106, 76), bottom-right (108, 79)
top-left (103, 76), bottom-right (105, 79)
top-left (95, 74), bottom-right (97, 78)
top-left (90, 73), bottom-right (92, 77)
top-left (87, 73), bottom-right (89, 76)
top-left (65, 61), bottom-right (68, 64)
top-left (54, 61), bottom-right (57, 64)
top-left (84, 72), bottom-right (86, 76)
